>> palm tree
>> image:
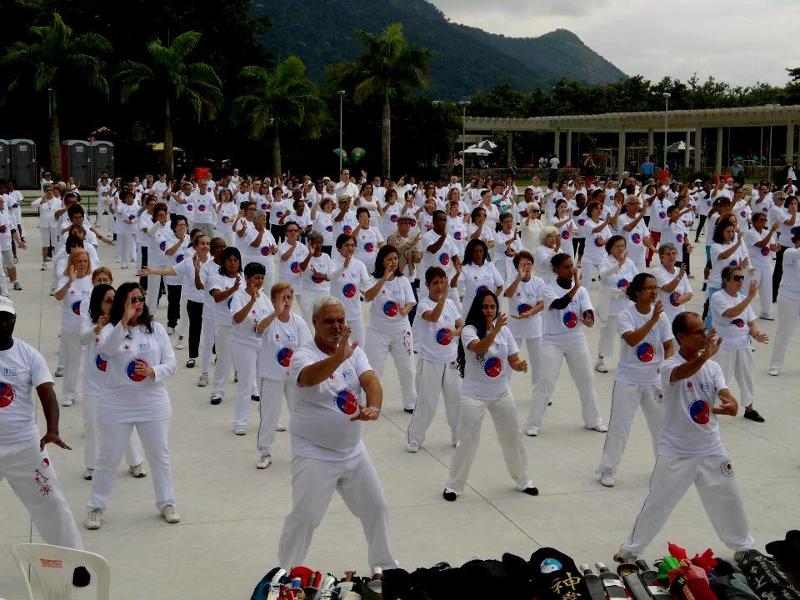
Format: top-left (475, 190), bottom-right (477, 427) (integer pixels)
top-left (117, 31), bottom-right (223, 177)
top-left (233, 56), bottom-right (325, 176)
top-left (339, 22), bottom-right (430, 178)
top-left (2, 13), bottom-right (111, 179)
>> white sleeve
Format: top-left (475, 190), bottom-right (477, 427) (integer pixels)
top-left (578, 288), bottom-right (594, 314)
top-left (461, 325), bottom-right (478, 348)
top-left (29, 347), bottom-right (54, 388)
top-left (491, 263), bottom-right (504, 287)
top-left (617, 309), bottom-right (635, 336)
top-left (402, 278), bottom-right (415, 304)
top-left (504, 328), bottom-right (519, 355)
top-left (289, 347), bottom-right (315, 386)
top-left (659, 314), bottom-right (674, 343)
top-left (152, 324), bottom-right (177, 383)
top-left (352, 346), bottom-right (372, 377)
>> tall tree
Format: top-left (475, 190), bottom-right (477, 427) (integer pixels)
top-left (1, 13), bottom-right (111, 178)
top-left (116, 31), bottom-right (223, 177)
top-left (233, 56), bottom-right (325, 176)
top-left (337, 22), bottom-right (430, 178)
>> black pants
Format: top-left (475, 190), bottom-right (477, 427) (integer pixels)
top-left (167, 285), bottom-right (182, 329)
top-left (676, 244), bottom-right (691, 276)
top-left (186, 299), bottom-right (204, 359)
top-left (773, 245), bottom-right (786, 303)
top-left (408, 279), bottom-right (421, 325)
top-left (139, 246), bottom-right (149, 289)
top-left (573, 238), bottom-right (586, 262)
top-left (321, 245), bottom-right (332, 256)
top-left (271, 224), bottom-right (286, 244)
top-left (694, 214), bottom-right (707, 243)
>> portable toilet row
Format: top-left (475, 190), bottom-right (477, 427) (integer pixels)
top-left (0, 139), bottom-right (38, 189)
top-left (60, 140), bottom-right (114, 184)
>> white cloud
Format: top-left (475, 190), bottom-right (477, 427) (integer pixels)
top-left (429, 0), bottom-right (799, 86)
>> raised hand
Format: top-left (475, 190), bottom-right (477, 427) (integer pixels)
top-left (493, 313), bottom-right (508, 333)
top-left (334, 325), bottom-right (357, 362)
top-left (232, 276), bottom-right (242, 291)
top-left (652, 299), bottom-right (664, 321)
top-left (746, 280), bottom-right (759, 299)
top-left (574, 267), bottom-right (583, 288)
top-left (702, 329), bottom-right (722, 360)
top-left (40, 431), bottom-right (71, 452)
top-left (712, 390), bottom-right (739, 417)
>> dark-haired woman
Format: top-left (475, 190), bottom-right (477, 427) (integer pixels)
top-left (455, 238), bottom-right (503, 316)
top-left (207, 246), bottom-right (243, 405)
top-left (596, 273), bottom-right (673, 488)
top-left (442, 289), bottom-right (536, 502)
top-left (331, 233), bottom-right (371, 347)
top-left (80, 284), bottom-right (144, 480)
top-left (705, 219), bottom-right (749, 329)
top-left (86, 282), bottom-right (178, 530)
top-left (363, 245), bottom-right (417, 412)
top-left (577, 201), bottom-right (611, 287)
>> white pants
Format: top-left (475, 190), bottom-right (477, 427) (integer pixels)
top-left (769, 297), bottom-right (800, 370)
top-left (83, 393), bottom-right (144, 470)
top-left (231, 342), bottom-right (259, 428)
top-left (528, 342), bottom-right (603, 430)
top-left (88, 419), bottom-right (176, 512)
top-left (212, 324), bottom-right (233, 396)
top-left (598, 314), bottom-right (619, 360)
top-left (200, 315), bottom-right (216, 373)
top-left (715, 348), bottom-right (755, 408)
top-left (348, 317), bottom-right (366, 348)
top-left (277, 452), bottom-right (397, 572)
top-left (596, 382), bottom-right (664, 476)
top-left (0, 442), bottom-right (83, 549)
top-left (407, 359), bottom-right (461, 446)
top-left (446, 391), bottom-right (531, 494)
top-left (746, 264), bottom-right (773, 316)
top-left (117, 232), bottom-right (136, 263)
top-left (513, 337), bottom-right (543, 401)
top-left (257, 378), bottom-right (294, 456)
top-left (621, 454), bottom-right (756, 555)
top-left (580, 260), bottom-right (602, 288)
top-left (364, 326), bottom-right (417, 411)
top-left (147, 273), bottom-right (164, 309)
top-left (177, 297), bottom-right (190, 339)
top-left (95, 200), bottom-right (109, 230)
top-left (60, 329), bottom-right (83, 401)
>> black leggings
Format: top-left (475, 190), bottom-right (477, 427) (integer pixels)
top-left (186, 300), bottom-right (204, 359)
top-left (573, 238), bottom-right (586, 262)
top-left (167, 285), bottom-right (182, 329)
top-left (773, 245), bottom-right (787, 303)
top-left (676, 244), bottom-right (691, 276)
top-left (139, 246), bottom-right (149, 289)
top-left (694, 214), bottom-right (707, 243)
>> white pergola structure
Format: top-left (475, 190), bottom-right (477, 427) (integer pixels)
top-left (465, 104), bottom-right (800, 174)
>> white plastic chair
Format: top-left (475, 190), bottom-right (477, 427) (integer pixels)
top-left (11, 543), bottom-right (110, 600)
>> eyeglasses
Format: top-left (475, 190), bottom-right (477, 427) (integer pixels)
top-left (731, 275), bottom-right (745, 282)
top-left (129, 296), bottom-right (145, 304)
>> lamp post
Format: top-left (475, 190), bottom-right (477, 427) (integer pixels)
top-left (663, 92), bottom-right (671, 170)
top-left (458, 98), bottom-right (470, 183)
top-left (337, 90), bottom-right (346, 173)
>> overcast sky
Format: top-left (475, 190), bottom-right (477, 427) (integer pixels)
top-left (429, 0), bottom-right (796, 87)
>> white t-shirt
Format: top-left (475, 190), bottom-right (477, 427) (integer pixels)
top-left (599, 256), bottom-right (638, 317)
top-left (258, 313), bottom-right (313, 381)
top-left (542, 281), bottom-right (593, 347)
top-left (659, 355), bottom-right (727, 457)
top-left (418, 230), bottom-right (460, 282)
top-left (460, 325), bottom-right (519, 399)
top-left (217, 202), bottom-right (237, 235)
top-left (367, 276), bottom-right (415, 335)
top-left (616, 305), bottom-right (673, 386)
top-left (579, 218), bottom-right (611, 265)
top-left (617, 213), bottom-right (649, 267)
top-left (289, 344), bottom-right (371, 460)
top-left (0, 211), bottom-right (15, 251)
top-left (0, 338), bottom-right (52, 445)
top-left (353, 226), bottom-right (384, 272)
top-left (461, 262), bottom-right (504, 314)
top-left (300, 252), bottom-right (335, 295)
top-left (412, 296), bottom-right (461, 363)
top-left (744, 227), bottom-right (774, 267)
top-left (192, 191), bottom-right (216, 224)
top-left (648, 197), bottom-right (672, 233)
top-left (116, 202), bottom-right (139, 233)
top-left (81, 319), bottom-right (108, 398)
top-left (779, 248), bottom-right (800, 301)
top-left (653, 264), bottom-right (691, 322)
top-left (313, 211), bottom-right (335, 246)
top-left (495, 230), bottom-right (524, 282)
top-left (534, 246), bottom-right (556, 284)
top-left (57, 275), bottom-right (93, 333)
top-left (174, 254), bottom-right (206, 303)
top-left (709, 240), bottom-right (748, 287)
top-left (710, 290), bottom-right (755, 350)
top-left (199, 260), bottom-right (220, 320)
top-left (278, 241), bottom-right (310, 293)
top-left (207, 271), bottom-right (239, 324)
top-left (660, 220), bottom-right (688, 251)
top-left (331, 257), bottom-right (372, 320)
top-left (229, 289), bottom-right (274, 348)
top-left (504, 275), bottom-right (545, 340)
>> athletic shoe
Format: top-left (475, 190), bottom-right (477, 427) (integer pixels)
top-left (403, 407), bottom-right (414, 414)
top-left (442, 488), bottom-right (457, 502)
top-left (452, 437), bottom-right (460, 448)
top-left (197, 373), bottom-right (208, 387)
top-left (185, 359), bottom-right (195, 368)
top-left (759, 313), bottom-right (775, 321)
top-left (276, 422), bottom-right (286, 432)
top-left (129, 463), bottom-right (146, 478)
top-left (233, 370), bottom-right (239, 383)
top-left (85, 509), bottom-right (103, 530)
top-left (767, 367), bottom-right (779, 376)
top-left (521, 486), bottom-right (539, 496)
top-left (600, 471), bottom-right (616, 487)
top-left (62, 396), bottom-right (75, 407)
top-left (210, 393), bottom-right (222, 405)
top-left (586, 423), bottom-right (608, 433)
top-left (743, 407), bottom-right (765, 423)
top-left (12, 256), bottom-right (17, 264)
top-left (83, 468), bottom-right (94, 481)
top-left (13, 282), bottom-right (22, 291)
top-left (54, 366), bottom-right (64, 377)
top-left (234, 425), bottom-right (247, 435)
top-left (613, 550), bottom-right (637, 564)
top-left (525, 427), bottom-right (539, 437)
top-left (166, 327), bottom-right (175, 335)
top-left (175, 339), bottom-right (185, 350)
top-left (406, 441), bottom-right (420, 453)
top-left (594, 359), bottom-right (608, 373)
top-left (256, 455), bottom-right (272, 469)
top-left (251, 395), bottom-right (260, 402)
top-left (41, 262), bottom-right (47, 271)
top-left (160, 505), bottom-right (181, 524)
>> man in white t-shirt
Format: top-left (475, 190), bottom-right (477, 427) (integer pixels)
top-left (614, 312), bottom-right (756, 563)
top-left (277, 297), bottom-right (397, 575)
top-left (334, 168), bottom-right (359, 200)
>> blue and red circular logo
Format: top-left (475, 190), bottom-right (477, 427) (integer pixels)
top-left (383, 301), bottom-right (398, 317)
top-left (364, 242), bottom-right (375, 253)
top-left (0, 382), bottom-right (15, 408)
top-left (186, 204), bottom-right (193, 212)
top-left (276, 347), bottom-right (293, 367)
top-left (159, 241), bottom-right (167, 251)
top-left (616, 278), bottom-right (629, 289)
top-left (563, 311), bottom-right (578, 328)
top-left (561, 229), bottom-right (570, 240)
top-left (439, 253), bottom-right (450, 266)
top-left (594, 236), bottom-right (604, 247)
top-left (275, 211), bottom-right (284, 220)
top-left (476, 285), bottom-right (489, 296)
top-left (126, 359), bottom-right (149, 382)
top-left (690, 399), bottom-right (710, 424)
top-left (127, 213), bottom-right (135, 222)
top-left (729, 259), bottom-right (738, 267)
top-left (436, 328), bottom-right (452, 345)
top-left (325, 225), bottom-right (333, 232)
top-left (518, 303), bottom-right (533, 315)
top-left (343, 225), bottom-right (353, 235)
top-left (221, 216), bottom-right (230, 223)
top-left (260, 202), bottom-right (269, 210)
top-left (342, 283), bottom-right (357, 298)
top-left (670, 291), bottom-right (680, 307)
top-left (335, 389), bottom-right (359, 415)
top-left (658, 211), bottom-right (667, 219)
top-left (577, 218), bottom-right (586, 226)
top-left (95, 355), bottom-right (108, 372)
top-left (761, 246), bottom-right (770, 256)
top-left (261, 246), bottom-right (271, 256)
top-left (483, 357), bottom-right (503, 378)
top-left (631, 232), bottom-right (642, 244)
top-left (71, 301), bottom-right (82, 316)
top-left (198, 204), bottom-right (207, 212)
top-left (390, 214), bottom-right (398, 223)
top-left (636, 342), bottom-right (655, 363)
top-left (176, 254), bottom-right (184, 263)
top-left (676, 233), bottom-right (684, 244)
top-left (740, 210), bottom-right (746, 218)
top-left (731, 318), bottom-right (746, 328)
top-left (454, 231), bottom-right (463, 240)
top-left (290, 261), bottom-right (301, 274)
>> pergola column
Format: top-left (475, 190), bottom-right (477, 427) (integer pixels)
top-left (566, 130), bottom-right (573, 167)
top-left (695, 127), bottom-right (703, 172)
top-left (716, 127), bottom-right (724, 174)
top-left (786, 122), bottom-right (795, 163)
top-left (648, 129), bottom-right (654, 156)
top-left (507, 132), bottom-right (513, 164)
top-left (554, 128), bottom-right (561, 160)
top-left (685, 131), bottom-right (691, 168)
top-left (618, 130), bottom-right (626, 177)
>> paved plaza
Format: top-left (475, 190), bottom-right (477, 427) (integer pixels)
top-left (1, 216), bottom-right (798, 599)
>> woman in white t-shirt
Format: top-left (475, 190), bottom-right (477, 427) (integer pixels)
top-left (298, 231), bottom-right (335, 323)
top-left (552, 199), bottom-right (576, 257)
top-left (207, 247), bottom-right (243, 405)
top-left (330, 233), bottom-right (372, 347)
top-left (534, 227), bottom-right (559, 284)
top-left (744, 212), bottom-right (780, 319)
top-left (596, 273), bottom-right (674, 487)
top-left (578, 201), bottom-right (612, 288)
top-left (363, 245), bottom-right (417, 412)
top-left (442, 288), bottom-right (536, 502)
top-left (215, 188), bottom-right (238, 247)
top-left (594, 235), bottom-right (638, 373)
top-left (769, 229), bottom-right (800, 375)
top-left (352, 207), bottom-right (385, 273)
top-left (277, 222), bottom-right (309, 299)
top-left (311, 197), bottom-right (336, 254)
top-left (705, 217), bottom-right (749, 329)
top-left (54, 249), bottom-right (93, 407)
top-left (454, 239), bottom-right (504, 315)
top-left (652, 243), bottom-right (692, 322)
top-left (465, 207), bottom-right (495, 252)
top-left (446, 198), bottom-right (468, 255)
top-left (711, 266), bottom-right (769, 423)
top-left (494, 212), bottom-right (523, 284)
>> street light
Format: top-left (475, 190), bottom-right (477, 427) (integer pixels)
top-left (337, 90), bottom-right (346, 173)
top-left (663, 92), bottom-right (671, 170)
top-left (458, 98), bottom-right (470, 183)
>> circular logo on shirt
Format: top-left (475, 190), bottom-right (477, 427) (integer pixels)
top-left (342, 283), bottom-right (357, 298)
top-left (127, 213), bottom-right (136, 222)
top-left (577, 218), bottom-right (586, 226)
top-left (476, 285), bottom-right (489, 296)
top-left (517, 303), bottom-right (533, 315)
top-left (335, 389), bottom-right (359, 415)
top-left (740, 210), bottom-right (746, 218)
top-left (483, 356), bottom-right (503, 378)
top-left (690, 399), bottom-right (711, 424)
top-left (631, 232), bottom-right (642, 244)
top-left (454, 231), bottom-right (463, 240)
top-left (616, 278), bottom-right (629, 289)
top-left (439, 253), bottom-right (450, 266)
top-left (198, 204), bottom-right (207, 212)
top-left (343, 225), bottom-right (353, 235)
top-left (364, 242), bottom-right (375, 253)
top-left (670, 291), bottom-right (681, 307)
top-left (261, 246), bottom-right (271, 257)
top-left (676, 233), bottom-right (684, 244)
top-left (325, 225), bottom-right (333, 232)
top-left (221, 215), bottom-right (230, 223)
top-left (311, 272), bottom-right (326, 284)
top-left (260, 202), bottom-right (269, 210)
top-left (561, 229), bottom-right (570, 240)
top-left (186, 204), bottom-right (193, 211)
top-left (276, 347), bottom-right (293, 368)
top-left (226, 297), bottom-right (233, 309)
top-left (126, 359), bottom-right (149, 382)
top-left (731, 318), bottom-right (746, 328)
top-left (290, 261), bottom-right (301, 274)
top-left (176, 254), bottom-right (185, 263)
top-left (761, 246), bottom-right (770, 256)
top-left (594, 236), bottom-right (604, 247)
top-left (71, 300), bottom-right (82, 316)
top-left (729, 259), bottom-right (738, 267)
top-left (383, 301), bottom-right (398, 317)
top-left (658, 211), bottom-right (667, 219)
top-left (95, 354), bottom-right (108, 372)
top-left (390, 214), bottom-right (398, 223)
top-left (0, 382), bottom-right (15, 408)
top-left (636, 342), bottom-right (655, 363)
top-left (275, 211), bottom-right (285, 220)
top-left (159, 241), bottom-right (167, 251)
top-left (436, 328), bottom-right (452, 345)
top-left (42, 457), bottom-right (50, 468)
top-left (563, 311), bottom-right (578, 328)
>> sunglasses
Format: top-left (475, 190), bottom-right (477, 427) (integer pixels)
top-left (129, 296), bottom-right (145, 304)
top-left (730, 275), bottom-right (745, 282)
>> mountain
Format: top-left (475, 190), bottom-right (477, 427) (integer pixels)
top-left (253, 0), bottom-right (625, 99)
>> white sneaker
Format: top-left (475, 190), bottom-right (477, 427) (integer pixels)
top-left (600, 471), bottom-right (616, 487)
top-left (613, 549), bottom-right (638, 564)
top-left (85, 509), bottom-right (103, 530)
top-left (54, 366), bottom-right (64, 377)
top-left (275, 422), bottom-right (286, 432)
top-left (160, 505), bottom-right (181, 524)
top-left (586, 423), bottom-right (608, 433)
top-left (525, 427), bottom-right (539, 437)
top-left (594, 359), bottom-right (608, 373)
top-left (166, 327), bottom-right (175, 335)
top-left (197, 373), bottom-right (209, 387)
top-left (12, 282), bottom-right (22, 291)
top-left (234, 425), bottom-right (247, 435)
top-left (83, 468), bottom-right (94, 481)
top-left (128, 463), bottom-right (146, 478)
top-left (41, 262), bottom-right (47, 271)
top-left (175, 339), bottom-right (185, 350)
top-left (768, 367), bottom-right (779, 376)
top-left (406, 441), bottom-right (420, 453)
top-left (256, 455), bottom-right (272, 469)
top-left (62, 396), bottom-right (75, 407)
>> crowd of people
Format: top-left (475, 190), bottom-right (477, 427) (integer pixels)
top-left (0, 165), bottom-right (798, 578)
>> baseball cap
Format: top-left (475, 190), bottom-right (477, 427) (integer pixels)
top-left (0, 298), bottom-right (16, 315)
top-left (694, 178), bottom-right (703, 183)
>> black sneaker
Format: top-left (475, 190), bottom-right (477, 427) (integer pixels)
top-left (73, 566), bottom-right (91, 587)
top-left (442, 489), bottom-right (457, 502)
top-left (522, 486), bottom-right (539, 496)
top-left (744, 407), bottom-right (765, 423)
top-left (251, 395), bottom-right (260, 402)
top-left (210, 394), bottom-right (222, 405)
top-left (403, 408), bottom-right (414, 414)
